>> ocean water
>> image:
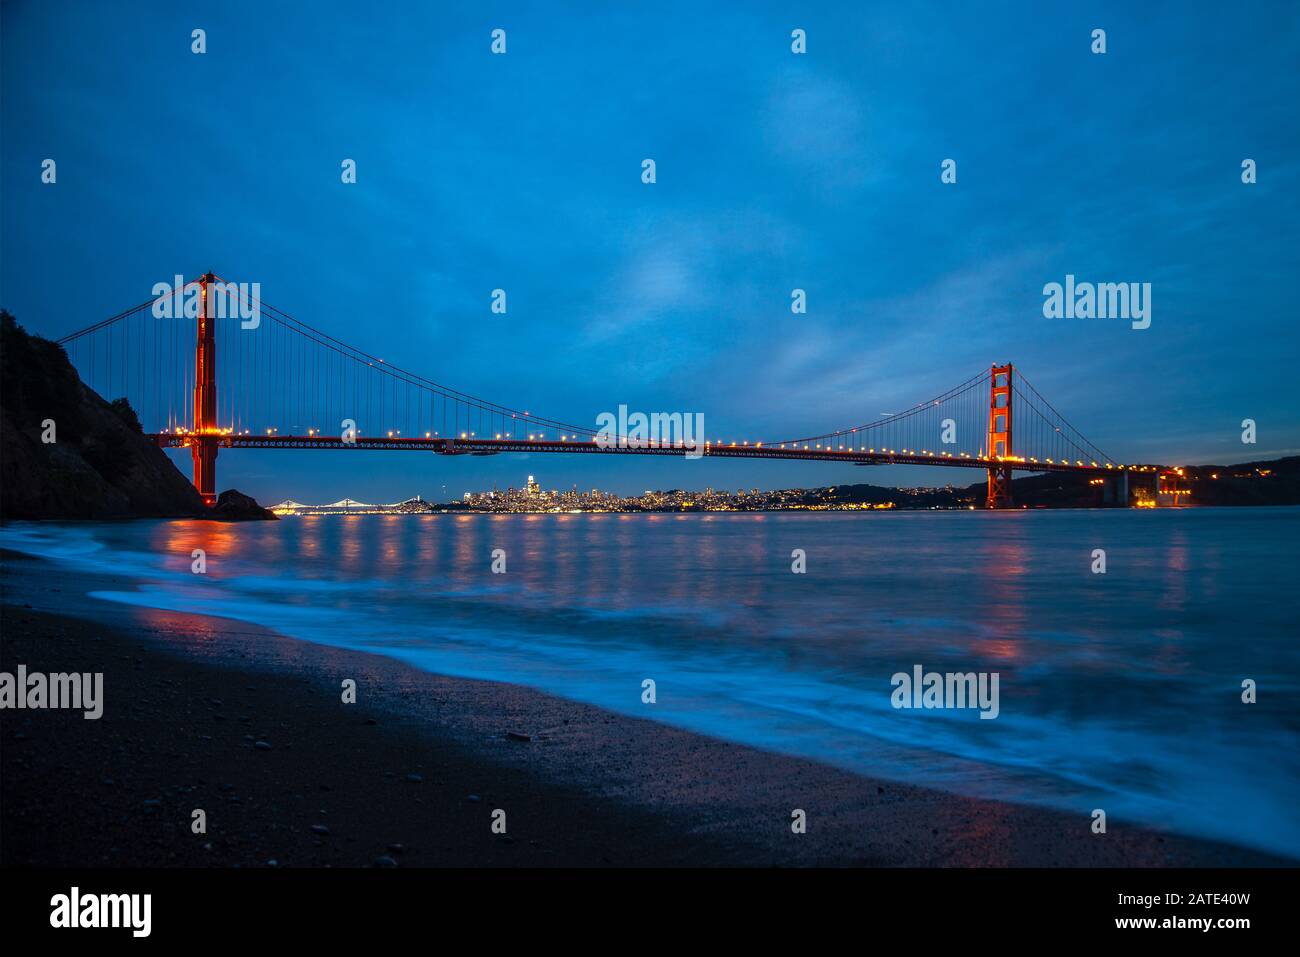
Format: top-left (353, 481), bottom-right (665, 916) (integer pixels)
top-left (4, 508), bottom-right (1298, 858)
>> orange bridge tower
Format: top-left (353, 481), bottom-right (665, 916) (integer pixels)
top-left (986, 363), bottom-right (1013, 509)
top-left (191, 273), bottom-right (219, 506)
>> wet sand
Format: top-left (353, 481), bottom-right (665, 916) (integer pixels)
top-left (0, 551), bottom-right (1288, 868)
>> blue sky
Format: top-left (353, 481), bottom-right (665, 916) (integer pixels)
top-left (3, 0), bottom-right (1298, 501)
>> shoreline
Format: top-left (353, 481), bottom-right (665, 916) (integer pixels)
top-left (1, 550), bottom-right (1291, 868)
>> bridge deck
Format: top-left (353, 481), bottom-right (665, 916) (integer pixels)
top-left (151, 434), bottom-right (1154, 476)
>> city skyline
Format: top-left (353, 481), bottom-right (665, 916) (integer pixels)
top-left (269, 470), bottom-right (933, 513)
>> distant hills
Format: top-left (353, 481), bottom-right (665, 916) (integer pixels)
top-left (1166, 458), bottom-right (1300, 506)
top-left (790, 459), bottom-right (1299, 510)
top-left (687, 460), bottom-right (1299, 510)
top-left (988, 458), bottom-right (1300, 508)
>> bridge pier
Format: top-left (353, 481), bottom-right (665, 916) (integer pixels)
top-left (1101, 471), bottom-right (1130, 506)
top-left (191, 437), bottom-right (219, 507)
top-left (986, 464), bottom-right (1014, 509)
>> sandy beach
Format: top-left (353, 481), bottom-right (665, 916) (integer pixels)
top-left (2, 549), bottom-right (1290, 869)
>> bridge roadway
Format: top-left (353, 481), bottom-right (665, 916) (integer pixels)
top-left (152, 433), bottom-right (1156, 476)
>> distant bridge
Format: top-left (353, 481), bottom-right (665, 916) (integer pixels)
top-left (270, 497), bottom-right (434, 515)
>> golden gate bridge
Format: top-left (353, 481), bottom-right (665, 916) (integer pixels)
top-left (56, 273), bottom-right (1164, 509)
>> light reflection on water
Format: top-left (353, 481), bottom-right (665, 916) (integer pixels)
top-left (3, 507), bottom-right (1298, 858)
